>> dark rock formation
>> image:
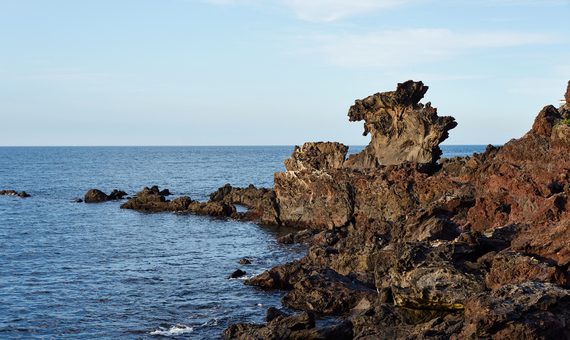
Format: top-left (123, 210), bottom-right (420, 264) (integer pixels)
top-left (119, 186), bottom-right (238, 217)
top-left (1, 190), bottom-right (31, 197)
top-left (84, 189), bottom-right (109, 203)
top-left (344, 80), bottom-right (457, 170)
top-left (84, 189), bottom-right (127, 203)
top-left (228, 269), bottom-right (246, 279)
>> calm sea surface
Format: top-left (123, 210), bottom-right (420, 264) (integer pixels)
top-left (0, 145), bottom-right (486, 339)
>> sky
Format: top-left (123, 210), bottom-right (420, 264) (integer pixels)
top-left (0, 0), bottom-right (569, 146)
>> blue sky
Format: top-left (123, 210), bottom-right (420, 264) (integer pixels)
top-left (1, 0), bottom-right (568, 146)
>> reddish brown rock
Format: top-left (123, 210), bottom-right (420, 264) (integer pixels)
top-left (223, 80), bottom-right (570, 339)
top-left (482, 251), bottom-right (567, 290)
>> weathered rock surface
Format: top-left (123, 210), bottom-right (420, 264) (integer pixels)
top-left (283, 142), bottom-right (348, 171)
top-left (344, 80), bottom-right (457, 170)
top-left (222, 81), bottom-right (570, 340)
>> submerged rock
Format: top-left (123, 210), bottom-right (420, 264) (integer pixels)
top-left (227, 269), bottom-right (246, 279)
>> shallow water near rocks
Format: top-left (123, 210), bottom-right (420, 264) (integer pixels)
top-left (0, 145), bottom-right (485, 339)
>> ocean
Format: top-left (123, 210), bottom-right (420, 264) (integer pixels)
top-left (0, 145), bottom-right (487, 339)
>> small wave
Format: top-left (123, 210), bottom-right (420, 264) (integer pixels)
top-left (149, 325), bottom-right (193, 336)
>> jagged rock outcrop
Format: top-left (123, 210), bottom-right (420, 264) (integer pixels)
top-left (120, 186), bottom-right (237, 216)
top-left (283, 142), bottom-right (348, 171)
top-left (344, 80), bottom-right (457, 170)
top-left (209, 184), bottom-right (280, 224)
top-left (222, 81), bottom-right (570, 340)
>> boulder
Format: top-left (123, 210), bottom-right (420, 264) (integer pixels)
top-left (84, 189), bottom-right (109, 203)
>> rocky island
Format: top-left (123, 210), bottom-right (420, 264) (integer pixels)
top-left (121, 80), bottom-right (570, 339)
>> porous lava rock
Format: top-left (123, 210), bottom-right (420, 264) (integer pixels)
top-left (283, 142), bottom-right (348, 171)
top-left (222, 81), bottom-right (570, 340)
top-left (344, 80), bottom-right (457, 170)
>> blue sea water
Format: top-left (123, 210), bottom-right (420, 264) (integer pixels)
top-left (0, 145), bottom-right (487, 339)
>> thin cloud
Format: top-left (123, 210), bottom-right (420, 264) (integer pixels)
top-left (283, 0), bottom-right (423, 22)
top-left (300, 29), bottom-right (560, 69)
top-left (200, 0), bottom-right (425, 21)
top-left (200, 0), bottom-right (566, 22)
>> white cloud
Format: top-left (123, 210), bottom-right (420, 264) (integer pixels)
top-left (300, 29), bottom-right (560, 69)
top-left (200, 0), bottom-right (566, 22)
top-left (199, 0), bottom-right (424, 21)
top-left (283, 0), bottom-right (423, 22)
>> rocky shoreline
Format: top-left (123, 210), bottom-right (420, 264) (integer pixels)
top-left (85, 80), bottom-right (570, 339)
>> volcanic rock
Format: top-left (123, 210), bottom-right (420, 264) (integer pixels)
top-left (344, 80), bottom-right (457, 171)
top-left (220, 80), bottom-right (570, 338)
top-left (209, 184), bottom-right (280, 224)
top-left (283, 142), bottom-right (348, 171)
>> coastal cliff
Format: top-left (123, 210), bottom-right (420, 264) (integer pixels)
top-left (119, 80), bottom-right (570, 339)
top-left (218, 81), bottom-right (570, 339)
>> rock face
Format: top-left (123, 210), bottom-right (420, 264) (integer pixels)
top-left (283, 142), bottom-right (348, 171)
top-left (344, 80), bottom-right (457, 170)
top-left (222, 81), bottom-right (570, 340)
